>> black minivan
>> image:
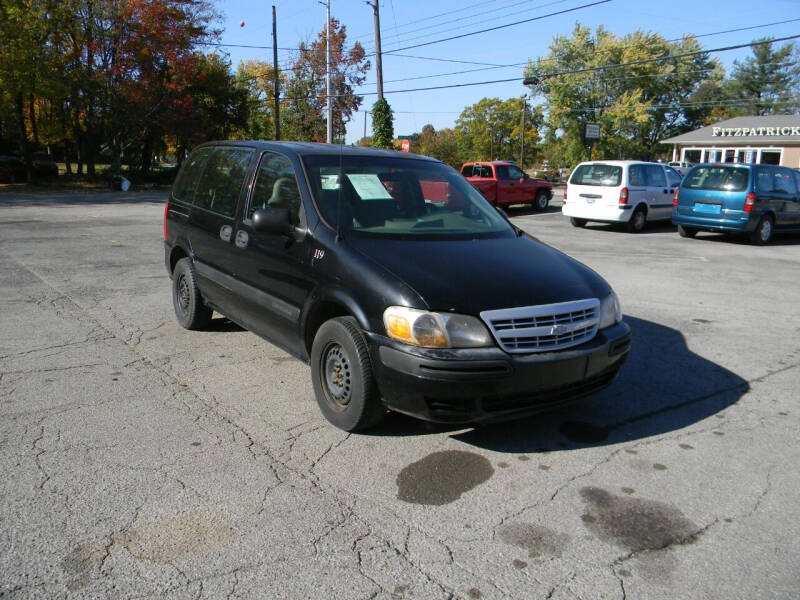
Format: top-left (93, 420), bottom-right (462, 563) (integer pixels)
top-left (164, 142), bottom-right (631, 431)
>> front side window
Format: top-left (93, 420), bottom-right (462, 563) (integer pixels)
top-left (569, 164), bottom-right (622, 187)
top-left (172, 147), bottom-right (214, 204)
top-left (302, 155), bottom-right (514, 239)
top-left (247, 152), bottom-right (302, 224)
top-left (193, 147), bottom-right (254, 218)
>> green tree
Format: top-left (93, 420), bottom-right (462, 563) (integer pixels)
top-left (371, 98), bottom-right (393, 149)
top-left (525, 24), bottom-right (720, 164)
top-left (725, 38), bottom-right (800, 115)
top-left (455, 97), bottom-right (541, 165)
top-left (412, 125), bottom-right (465, 168)
top-left (282, 18), bottom-right (369, 142)
top-left (233, 60), bottom-right (282, 141)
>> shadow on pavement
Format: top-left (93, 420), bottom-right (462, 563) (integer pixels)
top-left (0, 190), bottom-right (167, 206)
top-left (372, 316), bottom-right (749, 450)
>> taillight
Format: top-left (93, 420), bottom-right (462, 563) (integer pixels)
top-left (673, 188), bottom-right (679, 206)
top-left (163, 201), bottom-right (169, 240)
top-left (744, 192), bottom-right (756, 212)
top-left (563, 183), bottom-right (568, 200)
top-left (619, 187), bottom-right (628, 205)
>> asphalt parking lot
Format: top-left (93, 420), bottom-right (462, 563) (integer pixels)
top-left (1, 189), bottom-right (799, 599)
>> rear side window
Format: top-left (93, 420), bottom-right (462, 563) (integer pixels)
top-left (773, 169), bottom-right (797, 194)
top-left (172, 147), bottom-right (214, 204)
top-left (645, 165), bottom-right (666, 187)
top-left (569, 164), bottom-right (622, 187)
top-left (194, 147), bottom-right (254, 218)
top-left (468, 164), bottom-right (493, 178)
top-left (628, 165), bottom-right (646, 186)
top-left (461, 165), bottom-right (473, 177)
top-left (684, 166), bottom-right (749, 192)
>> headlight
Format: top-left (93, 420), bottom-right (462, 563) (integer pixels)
top-left (598, 291), bottom-right (622, 329)
top-left (383, 306), bottom-right (493, 348)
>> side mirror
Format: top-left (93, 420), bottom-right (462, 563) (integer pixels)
top-left (523, 173), bottom-right (530, 179)
top-left (252, 207), bottom-right (294, 236)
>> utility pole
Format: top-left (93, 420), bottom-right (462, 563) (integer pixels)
top-left (272, 5), bottom-right (280, 140)
top-left (520, 94), bottom-right (526, 167)
top-left (325, 0), bottom-right (333, 143)
top-left (367, 1), bottom-right (383, 100)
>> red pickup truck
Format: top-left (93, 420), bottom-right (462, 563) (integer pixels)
top-left (461, 161), bottom-right (552, 210)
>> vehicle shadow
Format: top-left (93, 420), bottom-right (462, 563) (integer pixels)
top-left (689, 231), bottom-right (800, 246)
top-left (504, 205), bottom-right (561, 217)
top-left (0, 191), bottom-right (167, 206)
top-left (371, 316), bottom-right (749, 451)
top-left (582, 221), bottom-right (677, 234)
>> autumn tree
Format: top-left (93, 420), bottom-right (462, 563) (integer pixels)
top-left (282, 18), bottom-right (369, 142)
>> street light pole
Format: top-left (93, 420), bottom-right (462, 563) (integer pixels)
top-left (520, 95), bottom-right (526, 167)
top-left (367, 1), bottom-right (383, 101)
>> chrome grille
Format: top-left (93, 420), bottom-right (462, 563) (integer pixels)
top-left (480, 298), bottom-right (600, 354)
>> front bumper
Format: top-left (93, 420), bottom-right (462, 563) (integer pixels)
top-left (366, 321), bottom-right (631, 424)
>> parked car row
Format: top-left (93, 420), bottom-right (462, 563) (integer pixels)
top-left (0, 153), bottom-right (59, 183)
top-left (562, 160), bottom-right (800, 244)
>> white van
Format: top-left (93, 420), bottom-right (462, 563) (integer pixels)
top-left (562, 160), bottom-right (683, 232)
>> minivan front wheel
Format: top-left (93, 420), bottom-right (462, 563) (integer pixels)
top-left (749, 216), bottom-right (774, 245)
top-left (627, 207), bottom-right (647, 233)
top-left (311, 317), bottom-right (385, 432)
top-left (172, 258), bottom-right (212, 330)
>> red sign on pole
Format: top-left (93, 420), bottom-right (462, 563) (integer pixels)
top-left (401, 139), bottom-right (410, 152)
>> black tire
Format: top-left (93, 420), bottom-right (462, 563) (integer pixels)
top-left (172, 258), bottom-right (212, 330)
top-left (749, 215), bottom-right (774, 245)
top-left (533, 190), bottom-right (550, 211)
top-left (570, 217), bottom-right (587, 228)
top-left (311, 317), bottom-right (385, 432)
top-left (678, 224), bottom-right (698, 238)
top-left (627, 206), bottom-right (647, 233)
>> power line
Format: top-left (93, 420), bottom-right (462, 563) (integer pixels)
top-left (374, 0), bottom-right (612, 56)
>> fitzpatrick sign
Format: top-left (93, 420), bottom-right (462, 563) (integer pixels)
top-left (713, 126), bottom-right (800, 137)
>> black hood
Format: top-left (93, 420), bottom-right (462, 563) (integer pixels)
top-left (345, 234), bottom-right (611, 314)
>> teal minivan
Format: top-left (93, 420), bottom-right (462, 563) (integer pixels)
top-left (672, 163), bottom-right (800, 244)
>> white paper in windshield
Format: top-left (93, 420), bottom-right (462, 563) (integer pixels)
top-left (345, 174), bottom-right (393, 200)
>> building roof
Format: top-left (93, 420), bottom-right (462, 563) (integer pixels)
top-left (661, 115), bottom-right (800, 145)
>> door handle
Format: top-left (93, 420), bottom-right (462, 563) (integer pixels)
top-left (235, 230), bottom-right (249, 249)
top-left (219, 225), bottom-right (232, 242)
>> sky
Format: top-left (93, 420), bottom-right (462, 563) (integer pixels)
top-left (211, 0), bottom-right (800, 143)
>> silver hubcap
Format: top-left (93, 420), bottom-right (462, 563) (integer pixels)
top-left (177, 276), bottom-right (190, 314)
top-left (323, 344), bottom-right (352, 407)
top-left (537, 194), bottom-right (547, 209)
top-left (760, 220), bottom-right (772, 241)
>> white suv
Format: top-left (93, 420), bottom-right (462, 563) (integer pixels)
top-left (562, 160), bottom-right (683, 232)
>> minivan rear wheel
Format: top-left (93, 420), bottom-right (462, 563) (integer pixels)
top-left (627, 207), bottom-right (647, 233)
top-left (678, 225), bottom-right (698, 238)
top-left (570, 217), bottom-right (587, 228)
top-left (749, 215), bottom-right (774, 245)
top-left (172, 258), bottom-right (212, 330)
top-left (311, 317), bottom-right (386, 432)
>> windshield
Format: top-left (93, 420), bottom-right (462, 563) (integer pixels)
top-left (302, 155), bottom-right (514, 239)
top-left (570, 163), bottom-right (622, 187)
top-left (683, 166), bottom-right (749, 191)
